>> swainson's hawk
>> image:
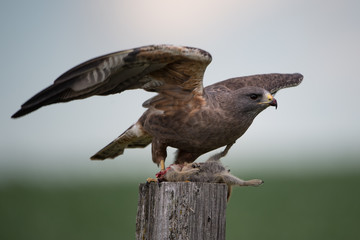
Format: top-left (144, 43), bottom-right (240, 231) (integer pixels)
top-left (12, 44), bottom-right (303, 170)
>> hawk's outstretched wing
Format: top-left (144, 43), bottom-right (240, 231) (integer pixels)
top-left (12, 45), bottom-right (212, 118)
top-left (209, 73), bottom-right (303, 95)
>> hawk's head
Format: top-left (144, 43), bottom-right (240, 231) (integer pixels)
top-left (234, 86), bottom-right (277, 115)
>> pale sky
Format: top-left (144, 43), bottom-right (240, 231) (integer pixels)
top-left (1, 0), bottom-right (359, 181)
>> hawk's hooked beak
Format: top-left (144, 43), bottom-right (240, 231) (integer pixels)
top-left (260, 94), bottom-right (278, 109)
top-left (268, 94), bottom-right (278, 109)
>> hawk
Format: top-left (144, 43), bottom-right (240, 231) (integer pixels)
top-left (12, 44), bottom-right (303, 171)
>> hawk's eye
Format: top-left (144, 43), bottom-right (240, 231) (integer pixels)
top-left (250, 94), bottom-right (258, 100)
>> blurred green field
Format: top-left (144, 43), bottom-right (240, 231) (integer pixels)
top-left (1, 172), bottom-right (359, 240)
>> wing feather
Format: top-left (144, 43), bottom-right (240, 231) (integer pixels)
top-left (90, 122), bottom-right (152, 160)
top-left (12, 44), bottom-right (212, 118)
top-left (208, 73), bottom-right (303, 95)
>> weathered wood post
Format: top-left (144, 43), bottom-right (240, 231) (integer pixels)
top-left (136, 182), bottom-right (227, 240)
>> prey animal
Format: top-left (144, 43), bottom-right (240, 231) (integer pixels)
top-left (12, 44), bottom-right (303, 171)
top-left (158, 147), bottom-right (263, 201)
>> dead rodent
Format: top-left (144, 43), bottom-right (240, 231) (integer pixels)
top-left (160, 154), bottom-right (263, 201)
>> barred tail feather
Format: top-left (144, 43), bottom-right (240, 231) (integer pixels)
top-left (90, 122), bottom-right (152, 160)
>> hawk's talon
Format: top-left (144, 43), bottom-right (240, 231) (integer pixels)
top-left (146, 177), bottom-right (158, 183)
top-left (191, 163), bottom-right (201, 168)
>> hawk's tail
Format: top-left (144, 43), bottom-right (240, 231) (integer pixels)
top-left (90, 122), bottom-right (152, 160)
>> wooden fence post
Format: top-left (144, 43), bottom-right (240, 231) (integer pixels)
top-left (136, 182), bottom-right (227, 240)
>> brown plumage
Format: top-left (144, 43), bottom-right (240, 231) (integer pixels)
top-left (12, 44), bottom-right (303, 168)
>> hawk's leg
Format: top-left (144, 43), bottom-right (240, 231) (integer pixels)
top-left (152, 138), bottom-right (167, 171)
top-left (207, 143), bottom-right (235, 162)
top-left (220, 143), bottom-right (234, 158)
top-left (160, 160), bottom-right (165, 171)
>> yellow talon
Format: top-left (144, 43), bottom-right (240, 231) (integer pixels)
top-left (146, 177), bottom-right (158, 183)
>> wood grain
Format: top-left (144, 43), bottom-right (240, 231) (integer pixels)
top-left (136, 182), bottom-right (227, 240)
